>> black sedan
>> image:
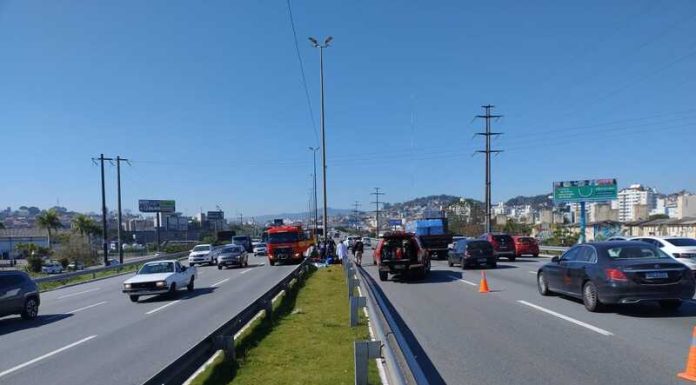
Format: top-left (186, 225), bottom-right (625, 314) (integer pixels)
top-left (448, 239), bottom-right (497, 269)
top-left (537, 241), bottom-right (695, 312)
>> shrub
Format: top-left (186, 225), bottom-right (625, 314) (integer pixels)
top-left (27, 256), bottom-right (43, 273)
top-left (59, 257), bottom-right (70, 269)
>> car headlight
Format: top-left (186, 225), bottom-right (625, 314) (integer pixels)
top-left (124, 283), bottom-right (131, 289)
top-left (156, 281), bottom-right (167, 288)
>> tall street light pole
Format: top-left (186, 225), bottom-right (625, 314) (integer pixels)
top-left (309, 36), bottom-right (332, 243)
top-left (309, 146), bottom-right (319, 243)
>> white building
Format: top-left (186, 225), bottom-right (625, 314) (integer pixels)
top-left (677, 194), bottom-right (696, 219)
top-left (618, 184), bottom-right (657, 222)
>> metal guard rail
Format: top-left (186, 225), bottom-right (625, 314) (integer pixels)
top-left (33, 251), bottom-right (189, 284)
top-left (142, 258), bottom-right (310, 385)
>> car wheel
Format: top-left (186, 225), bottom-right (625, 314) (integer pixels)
top-left (490, 261), bottom-right (497, 269)
top-left (448, 260), bottom-right (453, 267)
top-left (582, 281), bottom-right (603, 312)
top-left (269, 260), bottom-right (275, 266)
top-left (537, 272), bottom-right (550, 296)
top-left (21, 297), bottom-right (39, 320)
top-left (659, 300), bottom-right (682, 311)
top-left (461, 261), bottom-right (468, 270)
top-left (217, 265), bottom-right (222, 270)
top-left (187, 277), bottom-right (194, 292)
top-left (168, 283), bottom-right (177, 298)
top-left (190, 263), bottom-right (195, 267)
top-left (379, 270), bottom-right (388, 281)
top-left (129, 295), bottom-right (139, 303)
top-left (509, 256), bottom-right (516, 262)
top-left (533, 254), bottom-right (539, 258)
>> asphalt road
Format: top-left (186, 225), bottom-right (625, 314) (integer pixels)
top-left (0, 255), bottom-right (297, 385)
top-left (361, 250), bottom-right (696, 385)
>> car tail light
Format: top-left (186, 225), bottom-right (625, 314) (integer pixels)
top-left (605, 268), bottom-right (628, 282)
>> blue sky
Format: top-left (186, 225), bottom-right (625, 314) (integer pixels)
top-left (1, 0), bottom-right (695, 217)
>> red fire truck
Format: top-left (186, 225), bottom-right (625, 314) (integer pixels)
top-left (266, 225), bottom-right (313, 266)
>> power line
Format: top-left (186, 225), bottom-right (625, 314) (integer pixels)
top-left (285, 0), bottom-right (320, 146)
top-left (475, 105), bottom-right (503, 234)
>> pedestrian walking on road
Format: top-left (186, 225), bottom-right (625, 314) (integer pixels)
top-left (353, 239), bottom-right (364, 266)
top-left (337, 240), bottom-right (348, 263)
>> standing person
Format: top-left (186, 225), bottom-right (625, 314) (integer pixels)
top-left (353, 238), bottom-right (364, 266)
top-left (337, 239), bottom-right (348, 263)
top-left (319, 241), bottom-right (327, 261)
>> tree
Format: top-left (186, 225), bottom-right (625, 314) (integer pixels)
top-left (36, 209), bottom-right (63, 248)
top-left (648, 214), bottom-right (670, 220)
top-left (0, 221), bottom-right (4, 229)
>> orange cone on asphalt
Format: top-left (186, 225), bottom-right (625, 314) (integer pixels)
top-left (678, 327), bottom-right (696, 381)
top-left (479, 271), bottom-right (490, 293)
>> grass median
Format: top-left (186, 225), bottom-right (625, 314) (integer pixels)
top-left (190, 264), bottom-right (380, 385)
top-left (37, 264), bottom-right (140, 291)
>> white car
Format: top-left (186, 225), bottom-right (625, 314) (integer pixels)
top-left (629, 236), bottom-right (696, 269)
top-left (122, 260), bottom-right (197, 302)
top-left (253, 242), bottom-right (268, 256)
top-left (41, 262), bottom-right (63, 274)
top-left (361, 237), bottom-right (372, 247)
top-left (188, 244), bottom-right (214, 266)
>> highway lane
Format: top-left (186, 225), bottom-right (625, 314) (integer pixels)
top-left (0, 255), bottom-right (297, 385)
top-left (362, 251), bottom-right (696, 385)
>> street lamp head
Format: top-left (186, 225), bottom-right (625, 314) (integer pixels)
top-left (308, 37), bottom-right (319, 47)
top-left (324, 36), bottom-right (333, 46)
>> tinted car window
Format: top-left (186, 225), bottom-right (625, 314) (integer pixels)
top-left (561, 247), bottom-right (580, 262)
top-left (493, 235), bottom-right (513, 244)
top-left (575, 246), bottom-right (596, 263)
top-left (455, 241), bottom-right (467, 253)
top-left (468, 241), bottom-right (493, 252)
top-left (0, 274), bottom-right (24, 289)
top-left (666, 238), bottom-right (696, 247)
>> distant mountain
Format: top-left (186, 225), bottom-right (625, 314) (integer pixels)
top-left (254, 208), bottom-right (353, 223)
top-left (383, 195), bottom-right (460, 212)
top-left (505, 194), bottom-right (553, 208)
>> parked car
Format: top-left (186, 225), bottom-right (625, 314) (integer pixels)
top-left (106, 258), bottom-right (120, 266)
top-left (188, 244), bottom-right (214, 266)
top-left (448, 239), bottom-right (496, 269)
top-left (628, 237), bottom-right (696, 270)
top-left (122, 260), bottom-right (197, 302)
top-left (606, 236), bottom-right (627, 241)
top-left (232, 236), bottom-right (253, 253)
top-left (374, 232), bottom-right (430, 281)
top-left (480, 233), bottom-right (516, 261)
top-left (41, 261), bottom-right (63, 274)
top-left (512, 236), bottom-right (540, 258)
top-left (253, 242), bottom-right (268, 256)
top-left (67, 261), bottom-right (86, 271)
top-left (217, 245), bottom-right (249, 269)
top-left (537, 241), bottom-right (695, 312)
top-left (0, 271), bottom-right (40, 320)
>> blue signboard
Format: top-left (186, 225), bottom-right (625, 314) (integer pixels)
top-left (388, 219), bottom-right (402, 226)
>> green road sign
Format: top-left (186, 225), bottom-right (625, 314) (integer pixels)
top-left (553, 179), bottom-right (617, 203)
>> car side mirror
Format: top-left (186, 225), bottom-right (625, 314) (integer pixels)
top-left (551, 256), bottom-right (560, 263)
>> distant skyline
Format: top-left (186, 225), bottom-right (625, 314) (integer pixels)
top-left (1, 0), bottom-right (695, 216)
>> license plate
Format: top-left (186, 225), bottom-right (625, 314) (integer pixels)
top-left (478, 258), bottom-right (487, 263)
top-left (645, 272), bottom-right (668, 279)
top-left (394, 265), bottom-right (405, 270)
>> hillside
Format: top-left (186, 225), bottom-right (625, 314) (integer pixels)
top-left (505, 194), bottom-right (553, 208)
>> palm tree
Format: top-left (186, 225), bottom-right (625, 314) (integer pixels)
top-left (36, 209), bottom-right (62, 248)
top-left (72, 214), bottom-right (94, 239)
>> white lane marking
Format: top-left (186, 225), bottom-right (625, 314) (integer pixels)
top-left (459, 279), bottom-right (477, 286)
top-left (528, 271), bottom-right (537, 274)
top-left (517, 300), bottom-right (614, 336)
top-left (145, 300), bottom-right (181, 315)
top-left (0, 335), bottom-right (97, 378)
top-left (57, 287), bottom-right (100, 299)
top-left (67, 301), bottom-right (107, 314)
top-left (211, 278), bottom-right (230, 287)
top-left (240, 269), bottom-right (251, 275)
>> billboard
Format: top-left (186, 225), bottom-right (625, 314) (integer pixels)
top-left (388, 219), bottom-right (403, 226)
top-left (139, 199), bottom-right (176, 213)
top-left (553, 179), bottom-right (618, 203)
top-left (207, 211), bottom-right (224, 220)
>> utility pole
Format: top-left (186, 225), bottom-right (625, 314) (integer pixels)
top-left (93, 154), bottom-right (113, 265)
top-left (115, 156), bottom-right (130, 265)
top-left (371, 188), bottom-right (385, 236)
top-left (309, 36), bottom-right (332, 243)
top-left (240, 213), bottom-right (243, 226)
top-left (309, 147), bottom-right (319, 243)
top-left (475, 105), bottom-right (503, 234)
top-left (353, 201), bottom-right (361, 231)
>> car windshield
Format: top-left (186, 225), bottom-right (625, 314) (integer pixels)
top-left (138, 262), bottom-right (174, 274)
top-left (233, 237), bottom-right (247, 242)
top-left (255, 243), bottom-right (266, 248)
top-left (665, 238), bottom-right (696, 247)
top-left (192, 246), bottom-right (210, 252)
top-left (468, 241), bottom-right (493, 250)
top-left (222, 246), bottom-right (240, 253)
top-left (268, 232), bottom-right (299, 244)
top-left (605, 245), bottom-right (672, 260)
top-left (517, 237), bottom-right (534, 244)
top-left (493, 235), bottom-right (513, 243)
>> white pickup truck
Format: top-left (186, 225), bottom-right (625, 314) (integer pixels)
top-left (122, 260), bottom-right (197, 302)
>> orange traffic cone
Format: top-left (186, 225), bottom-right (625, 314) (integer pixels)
top-left (678, 327), bottom-right (696, 381)
top-left (479, 271), bottom-right (490, 293)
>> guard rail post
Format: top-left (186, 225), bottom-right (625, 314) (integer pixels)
top-left (214, 335), bottom-right (236, 361)
top-left (354, 340), bottom-right (382, 385)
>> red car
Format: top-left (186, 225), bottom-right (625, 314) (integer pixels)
top-left (480, 233), bottom-right (516, 261)
top-left (374, 232), bottom-right (430, 281)
top-left (513, 236), bottom-right (539, 258)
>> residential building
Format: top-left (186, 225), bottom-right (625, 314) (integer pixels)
top-left (617, 184), bottom-right (657, 222)
top-left (624, 217), bottom-right (696, 238)
top-left (677, 194), bottom-right (696, 219)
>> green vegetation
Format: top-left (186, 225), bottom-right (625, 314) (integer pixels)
top-left (191, 266), bottom-right (379, 385)
top-left (35, 208), bottom-right (63, 248)
top-left (544, 226), bottom-right (580, 247)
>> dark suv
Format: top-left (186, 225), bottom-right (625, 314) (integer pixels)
top-left (0, 271), bottom-right (40, 320)
top-left (480, 233), bottom-right (516, 261)
top-left (232, 235), bottom-right (253, 253)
